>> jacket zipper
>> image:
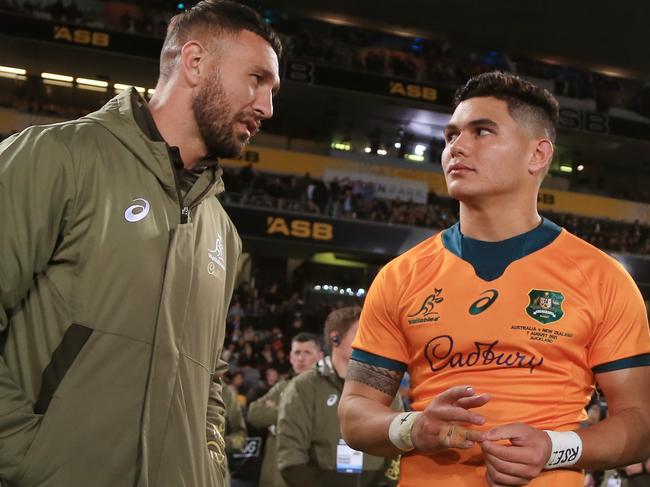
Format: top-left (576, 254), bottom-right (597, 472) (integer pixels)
top-left (182, 169), bottom-right (218, 224)
top-left (167, 147), bottom-right (189, 224)
top-left (169, 148), bottom-right (218, 224)
top-left (180, 206), bottom-right (190, 224)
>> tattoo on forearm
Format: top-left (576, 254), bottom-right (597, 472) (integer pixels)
top-left (346, 359), bottom-right (403, 397)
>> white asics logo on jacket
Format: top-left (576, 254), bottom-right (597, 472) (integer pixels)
top-left (124, 198), bottom-right (150, 222)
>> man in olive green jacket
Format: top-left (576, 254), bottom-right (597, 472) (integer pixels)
top-left (277, 308), bottom-right (402, 487)
top-left (247, 333), bottom-right (324, 487)
top-left (0, 1), bottom-right (281, 486)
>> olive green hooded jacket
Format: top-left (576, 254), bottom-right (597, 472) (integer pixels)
top-left (0, 89), bottom-right (240, 486)
top-left (277, 357), bottom-right (401, 487)
top-left (247, 378), bottom-right (291, 487)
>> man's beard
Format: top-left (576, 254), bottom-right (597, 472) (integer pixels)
top-left (191, 74), bottom-right (249, 159)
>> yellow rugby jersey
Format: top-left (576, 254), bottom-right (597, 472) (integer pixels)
top-left (352, 219), bottom-right (650, 487)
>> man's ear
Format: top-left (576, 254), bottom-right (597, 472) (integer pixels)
top-left (528, 138), bottom-right (554, 176)
top-left (179, 40), bottom-right (206, 87)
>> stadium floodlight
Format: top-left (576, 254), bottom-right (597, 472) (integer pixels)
top-left (357, 288), bottom-right (366, 296)
top-left (76, 77), bottom-right (108, 88)
top-left (0, 66), bottom-right (26, 75)
top-left (377, 148), bottom-right (388, 156)
top-left (331, 141), bottom-right (351, 151)
top-left (314, 285), bottom-right (321, 291)
top-left (364, 147), bottom-right (372, 153)
top-left (114, 83), bottom-right (146, 93)
top-left (41, 72), bottom-right (74, 82)
top-left (405, 153), bottom-right (425, 162)
top-left (394, 142), bottom-right (401, 149)
top-left (577, 164), bottom-right (585, 172)
top-left (414, 144), bottom-right (426, 156)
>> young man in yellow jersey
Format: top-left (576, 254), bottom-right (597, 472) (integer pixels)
top-left (338, 71), bottom-right (650, 487)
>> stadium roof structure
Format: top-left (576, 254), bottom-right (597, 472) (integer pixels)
top-left (263, 0), bottom-right (650, 79)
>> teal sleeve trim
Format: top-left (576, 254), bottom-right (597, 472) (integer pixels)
top-left (351, 348), bottom-right (407, 373)
top-left (592, 353), bottom-right (650, 374)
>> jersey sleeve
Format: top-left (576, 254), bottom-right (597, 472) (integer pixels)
top-left (588, 261), bottom-right (650, 373)
top-left (352, 266), bottom-right (409, 371)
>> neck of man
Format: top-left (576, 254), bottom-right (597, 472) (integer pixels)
top-left (331, 351), bottom-right (348, 380)
top-left (148, 84), bottom-right (207, 170)
top-left (458, 191), bottom-right (541, 241)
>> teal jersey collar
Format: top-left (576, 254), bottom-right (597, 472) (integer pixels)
top-left (442, 218), bottom-right (562, 281)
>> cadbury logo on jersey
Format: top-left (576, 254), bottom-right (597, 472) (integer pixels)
top-left (408, 289), bottom-right (444, 325)
top-left (424, 334), bottom-right (544, 374)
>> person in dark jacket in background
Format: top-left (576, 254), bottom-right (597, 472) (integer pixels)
top-left (248, 332), bottom-right (324, 487)
top-left (277, 307), bottom-right (402, 487)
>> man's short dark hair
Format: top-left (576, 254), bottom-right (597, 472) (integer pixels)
top-left (323, 306), bottom-right (361, 346)
top-left (454, 71), bottom-right (559, 142)
top-left (160, 0), bottom-right (282, 80)
top-left (292, 332), bottom-right (323, 352)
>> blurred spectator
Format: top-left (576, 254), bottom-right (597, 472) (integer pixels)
top-left (246, 367), bottom-right (280, 405)
top-left (248, 333), bottom-right (324, 487)
top-left (227, 371), bottom-right (249, 407)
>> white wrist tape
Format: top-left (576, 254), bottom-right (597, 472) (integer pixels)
top-left (388, 412), bottom-right (421, 452)
top-left (543, 430), bottom-right (583, 470)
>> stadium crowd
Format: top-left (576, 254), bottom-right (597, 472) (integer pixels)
top-left (1, 0), bottom-right (646, 117)
top-left (221, 277), bottom-right (337, 406)
top-left (221, 165), bottom-right (650, 256)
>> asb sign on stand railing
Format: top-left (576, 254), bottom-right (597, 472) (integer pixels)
top-left (225, 205), bottom-right (437, 257)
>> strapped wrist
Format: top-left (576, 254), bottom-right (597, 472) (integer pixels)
top-left (388, 412), bottom-right (421, 452)
top-left (543, 430), bottom-right (583, 470)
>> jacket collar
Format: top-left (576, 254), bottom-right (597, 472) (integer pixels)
top-left (84, 88), bottom-right (225, 203)
top-left (316, 356), bottom-right (344, 389)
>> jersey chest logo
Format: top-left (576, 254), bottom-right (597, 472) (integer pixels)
top-left (526, 289), bottom-right (565, 324)
top-left (407, 288), bottom-right (444, 325)
top-left (468, 289), bottom-right (499, 315)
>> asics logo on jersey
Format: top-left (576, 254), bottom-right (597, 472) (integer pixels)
top-left (469, 289), bottom-right (499, 315)
top-left (124, 198), bottom-right (150, 222)
top-left (408, 289), bottom-right (444, 325)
